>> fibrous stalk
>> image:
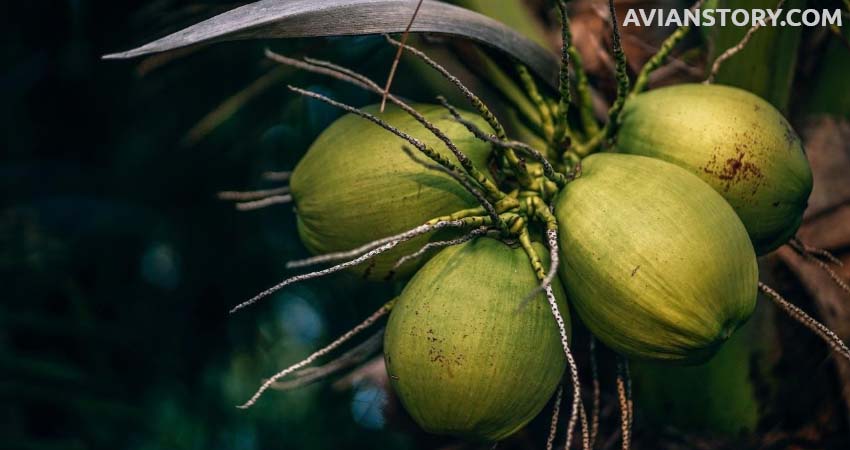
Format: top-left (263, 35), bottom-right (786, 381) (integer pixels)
top-left (604, 0), bottom-right (631, 141)
top-left (438, 96), bottom-right (568, 188)
top-left (217, 186), bottom-right (290, 201)
top-left (616, 356), bottom-right (632, 450)
top-left (760, 282), bottom-right (850, 361)
top-left (392, 227), bottom-right (490, 270)
top-left (589, 337), bottom-right (600, 448)
top-left (267, 50), bottom-right (506, 202)
top-left (788, 238), bottom-right (850, 295)
top-left (286, 85), bottom-right (505, 212)
top-left (546, 385), bottom-right (564, 450)
top-left (270, 328), bottom-right (384, 391)
top-left (230, 219), bottom-right (474, 313)
top-left (237, 300), bottom-right (394, 408)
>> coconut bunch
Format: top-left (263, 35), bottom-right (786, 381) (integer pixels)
top-left (184, 1), bottom-right (848, 448)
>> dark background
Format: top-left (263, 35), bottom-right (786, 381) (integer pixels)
top-left (2, 2), bottom-right (416, 449)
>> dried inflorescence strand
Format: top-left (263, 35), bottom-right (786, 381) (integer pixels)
top-left (231, 194), bottom-right (293, 211)
top-left (383, 41), bottom-right (538, 186)
top-left (589, 337), bottom-right (601, 448)
top-left (556, 1), bottom-right (572, 109)
top-left (788, 238), bottom-right (850, 296)
top-left (625, 359), bottom-right (633, 440)
top-left (217, 186), bottom-right (293, 211)
top-left (570, 0), bottom-right (633, 156)
top-left (285, 85), bottom-right (505, 220)
top-left (266, 51), bottom-right (505, 203)
top-left (706, 0), bottom-right (787, 83)
top-left (632, 0), bottom-right (705, 94)
top-left (759, 282), bottom-right (850, 361)
top-left (269, 328), bottom-right (384, 391)
top-left (543, 283), bottom-right (589, 450)
top-left (392, 226), bottom-right (490, 270)
top-left (605, 0), bottom-right (631, 140)
top-left (237, 300), bottom-right (394, 409)
top-left (383, 35), bottom-right (507, 140)
top-left (541, 228), bottom-right (561, 297)
top-left (557, 1), bottom-right (598, 137)
top-left (791, 238), bottom-right (844, 267)
top-left (438, 97), bottom-right (568, 187)
top-left (286, 208), bottom-right (488, 270)
top-left (546, 385), bottom-right (564, 450)
top-left (616, 356), bottom-right (633, 450)
top-left (217, 186), bottom-right (291, 201)
top-left (380, 0), bottom-right (424, 111)
top-left (229, 220), bottom-right (469, 313)
top-left (400, 145), bottom-right (501, 227)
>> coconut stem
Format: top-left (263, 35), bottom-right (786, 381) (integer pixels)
top-left (237, 300), bottom-right (394, 409)
top-left (229, 220), bottom-right (471, 313)
top-left (589, 337), bottom-right (601, 448)
top-left (706, 0), bottom-right (787, 84)
top-left (788, 238), bottom-right (850, 296)
top-left (517, 64), bottom-right (556, 142)
top-left (759, 282), bottom-right (850, 362)
top-left (547, 385), bottom-right (564, 450)
top-left (438, 96), bottom-right (568, 188)
top-left (632, 0), bottom-right (704, 95)
top-left (269, 328), bottom-right (384, 391)
top-left (518, 226), bottom-right (562, 311)
top-left (519, 228), bottom-right (546, 282)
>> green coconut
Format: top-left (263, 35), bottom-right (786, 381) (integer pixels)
top-left (555, 153), bottom-right (757, 364)
top-left (290, 103), bottom-right (493, 280)
top-left (616, 83), bottom-right (813, 254)
top-left (384, 237), bottom-right (568, 442)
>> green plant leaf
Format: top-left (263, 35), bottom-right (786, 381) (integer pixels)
top-left (102, 0), bottom-right (559, 88)
top-left (706, 0), bottom-right (804, 112)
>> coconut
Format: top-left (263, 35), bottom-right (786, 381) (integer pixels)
top-left (290, 103), bottom-right (493, 279)
top-left (384, 237), bottom-right (568, 441)
top-left (555, 153), bottom-right (757, 364)
top-left (616, 83), bottom-right (812, 254)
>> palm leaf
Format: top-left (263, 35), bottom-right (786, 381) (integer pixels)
top-left (103, 0), bottom-right (559, 88)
